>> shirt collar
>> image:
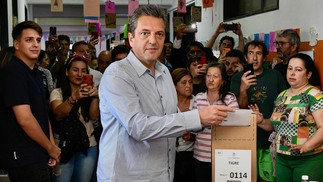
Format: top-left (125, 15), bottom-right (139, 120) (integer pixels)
top-left (128, 51), bottom-right (167, 78)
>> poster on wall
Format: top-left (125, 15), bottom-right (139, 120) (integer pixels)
top-left (84, 0), bottom-right (100, 23)
top-left (105, 1), bottom-right (116, 28)
top-left (177, 0), bottom-right (186, 13)
top-left (191, 6), bottom-right (201, 22)
top-left (128, 0), bottom-right (139, 16)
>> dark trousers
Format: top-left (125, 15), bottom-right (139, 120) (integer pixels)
top-left (174, 151), bottom-right (195, 182)
top-left (194, 158), bottom-right (211, 182)
top-left (7, 162), bottom-right (51, 182)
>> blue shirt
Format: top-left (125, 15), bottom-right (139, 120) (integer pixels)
top-left (97, 51), bottom-right (201, 182)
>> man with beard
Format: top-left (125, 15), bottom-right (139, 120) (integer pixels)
top-left (45, 40), bottom-right (58, 69)
top-left (273, 29), bottom-right (300, 87)
top-left (224, 49), bottom-right (246, 85)
top-left (50, 35), bottom-right (70, 87)
top-left (274, 29), bottom-right (320, 87)
top-left (230, 40), bottom-right (286, 181)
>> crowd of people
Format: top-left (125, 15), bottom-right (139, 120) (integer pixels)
top-left (0, 4), bottom-right (322, 182)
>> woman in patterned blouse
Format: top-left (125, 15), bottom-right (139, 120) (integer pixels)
top-left (250, 53), bottom-right (323, 182)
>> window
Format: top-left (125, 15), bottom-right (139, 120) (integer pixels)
top-left (224, 0), bottom-right (279, 21)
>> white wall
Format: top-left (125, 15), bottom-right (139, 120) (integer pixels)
top-left (170, 0), bottom-right (323, 47)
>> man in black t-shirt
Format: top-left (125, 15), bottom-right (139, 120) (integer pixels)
top-left (0, 21), bottom-right (60, 182)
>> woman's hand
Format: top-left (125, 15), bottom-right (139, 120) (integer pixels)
top-left (248, 104), bottom-right (264, 124)
top-left (88, 87), bottom-right (98, 98)
top-left (72, 84), bottom-right (94, 99)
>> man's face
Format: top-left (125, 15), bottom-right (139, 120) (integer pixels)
top-left (187, 45), bottom-right (204, 60)
top-left (219, 39), bottom-right (233, 53)
top-left (225, 56), bottom-right (242, 76)
top-left (59, 39), bottom-right (70, 56)
top-left (246, 45), bottom-right (264, 73)
top-left (98, 52), bottom-right (112, 73)
top-left (74, 44), bottom-right (91, 60)
top-left (14, 28), bottom-right (41, 62)
top-left (275, 36), bottom-right (296, 61)
top-left (128, 16), bottom-right (165, 67)
top-left (164, 43), bottom-right (172, 57)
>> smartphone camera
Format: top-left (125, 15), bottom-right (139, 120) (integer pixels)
top-left (224, 24), bottom-right (238, 31)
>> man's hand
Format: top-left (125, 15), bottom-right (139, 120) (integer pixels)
top-left (176, 24), bottom-right (187, 40)
top-left (196, 64), bottom-right (207, 76)
top-left (89, 36), bottom-right (99, 48)
top-left (216, 22), bottom-right (226, 35)
top-left (233, 23), bottom-right (243, 37)
top-left (198, 105), bottom-right (235, 126)
top-left (233, 62), bottom-right (244, 73)
top-left (240, 71), bottom-right (257, 92)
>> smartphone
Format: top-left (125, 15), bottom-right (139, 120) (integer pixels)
top-left (91, 31), bottom-right (99, 39)
top-left (185, 24), bottom-right (197, 33)
top-left (49, 26), bottom-right (57, 36)
top-left (82, 74), bottom-right (94, 90)
top-left (198, 56), bottom-right (207, 65)
top-left (224, 24), bottom-right (238, 31)
top-left (243, 64), bottom-right (254, 76)
top-left (222, 48), bottom-right (231, 57)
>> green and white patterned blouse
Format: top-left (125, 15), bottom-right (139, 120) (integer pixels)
top-left (271, 86), bottom-right (323, 156)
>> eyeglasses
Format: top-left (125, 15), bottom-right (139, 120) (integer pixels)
top-left (65, 54), bottom-right (90, 68)
top-left (273, 41), bottom-right (289, 47)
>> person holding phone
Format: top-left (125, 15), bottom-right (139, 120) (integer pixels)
top-left (186, 55), bottom-right (207, 95)
top-left (205, 22), bottom-right (245, 64)
top-left (50, 55), bottom-right (99, 182)
top-left (230, 40), bottom-right (286, 181)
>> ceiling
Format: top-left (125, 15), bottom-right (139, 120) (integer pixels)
top-left (26, 0), bottom-right (174, 37)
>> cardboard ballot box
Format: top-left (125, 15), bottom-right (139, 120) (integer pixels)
top-left (212, 110), bottom-right (257, 182)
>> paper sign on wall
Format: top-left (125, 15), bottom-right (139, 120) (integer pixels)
top-left (128, 0), bottom-right (139, 16)
top-left (203, 0), bottom-right (213, 8)
top-left (105, 1), bottom-right (115, 13)
top-left (177, 0), bottom-right (186, 13)
top-left (51, 0), bottom-right (63, 12)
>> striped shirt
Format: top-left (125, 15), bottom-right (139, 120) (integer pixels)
top-left (192, 92), bottom-right (239, 162)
